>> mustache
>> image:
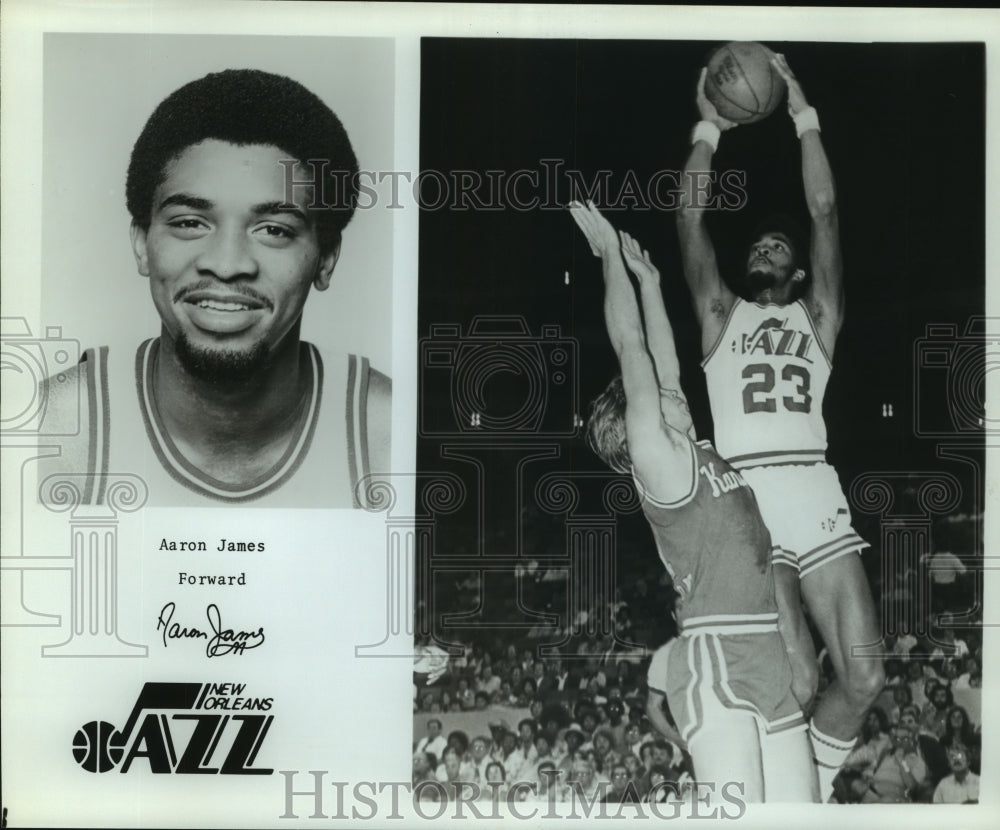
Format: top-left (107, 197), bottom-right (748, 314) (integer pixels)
top-left (173, 281), bottom-right (273, 310)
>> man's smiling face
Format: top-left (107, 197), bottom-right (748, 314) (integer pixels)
top-left (131, 139), bottom-right (338, 380)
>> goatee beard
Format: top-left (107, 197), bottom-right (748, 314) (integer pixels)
top-left (174, 334), bottom-right (270, 384)
top-left (746, 268), bottom-right (776, 293)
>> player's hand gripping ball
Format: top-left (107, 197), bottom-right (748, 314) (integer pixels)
top-left (704, 42), bottom-right (786, 124)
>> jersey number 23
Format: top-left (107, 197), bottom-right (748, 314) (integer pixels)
top-left (741, 363), bottom-right (812, 414)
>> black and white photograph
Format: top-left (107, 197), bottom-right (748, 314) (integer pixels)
top-left (2, 7), bottom-right (413, 826)
top-left (1, 2), bottom-right (997, 829)
top-left (29, 33), bottom-right (394, 508)
top-left (413, 35), bottom-right (991, 812)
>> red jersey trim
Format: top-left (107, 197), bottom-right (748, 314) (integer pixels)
top-left (135, 338), bottom-right (324, 503)
top-left (633, 438), bottom-right (699, 509)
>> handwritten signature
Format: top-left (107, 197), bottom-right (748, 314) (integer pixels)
top-left (156, 602), bottom-right (265, 657)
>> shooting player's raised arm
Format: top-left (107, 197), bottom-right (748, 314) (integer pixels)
top-left (676, 68), bottom-right (738, 354)
top-left (570, 202), bottom-right (694, 503)
top-left (772, 55), bottom-right (844, 350)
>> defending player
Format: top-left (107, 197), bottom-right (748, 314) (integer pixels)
top-left (675, 55), bottom-right (883, 798)
top-left (572, 201), bottom-right (815, 803)
top-left (38, 70), bottom-right (390, 507)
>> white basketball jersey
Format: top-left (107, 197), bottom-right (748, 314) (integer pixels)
top-left (74, 339), bottom-right (375, 508)
top-left (702, 299), bottom-right (832, 470)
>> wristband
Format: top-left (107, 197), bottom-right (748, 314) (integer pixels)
top-left (793, 106), bottom-right (821, 138)
top-left (691, 120), bottom-right (721, 152)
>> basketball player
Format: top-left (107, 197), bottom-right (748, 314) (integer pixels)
top-left (39, 70), bottom-right (389, 507)
top-left (644, 639), bottom-right (686, 756)
top-left (675, 54), bottom-right (883, 797)
top-left (572, 201), bottom-right (815, 803)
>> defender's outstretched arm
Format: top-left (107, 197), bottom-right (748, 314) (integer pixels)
top-left (619, 232), bottom-right (694, 439)
top-left (571, 202), bottom-right (693, 501)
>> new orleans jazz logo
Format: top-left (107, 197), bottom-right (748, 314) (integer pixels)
top-left (73, 682), bottom-right (273, 774)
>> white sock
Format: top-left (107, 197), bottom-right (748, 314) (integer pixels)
top-left (809, 722), bottom-right (856, 802)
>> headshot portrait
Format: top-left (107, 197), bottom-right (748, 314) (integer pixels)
top-left (34, 34), bottom-right (394, 507)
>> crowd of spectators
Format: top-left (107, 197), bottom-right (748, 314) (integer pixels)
top-left (828, 512), bottom-right (983, 803)
top-left (414, 508), bottom-right (982, 804)
top-left (412, 572), bottom-right (692, 803)
top-left (412, 683), bottom-right (694, 804)
top-left (830, 648), bottom-right (981, 803)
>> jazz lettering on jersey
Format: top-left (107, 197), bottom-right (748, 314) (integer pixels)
top-left (736, 316), bottom-right (815, 363)
top-left (699, 461), bottom-right (750, 498)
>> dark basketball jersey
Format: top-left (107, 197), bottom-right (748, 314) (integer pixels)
top-left (637, 439), bottom-right (776, 627)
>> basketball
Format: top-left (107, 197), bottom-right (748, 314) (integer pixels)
top-left (704, 42), bottom-right (786, 124)
top-left (72, 720), bottom-right (123, 773)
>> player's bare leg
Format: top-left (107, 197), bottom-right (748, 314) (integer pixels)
top-left (801, 554), bottom-right (884, 799)
top-left (759, 725), bottom-right (818, 802)
top-left (688, 711), bottom-right (764, 803)
top-left (774, 564), bottom-right (818, 712)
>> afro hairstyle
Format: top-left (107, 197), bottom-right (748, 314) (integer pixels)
top-left (125, 68), bottom-right (359, 253)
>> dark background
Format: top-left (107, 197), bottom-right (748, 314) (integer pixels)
top-left (415, 39), bottom-right (986, 648)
